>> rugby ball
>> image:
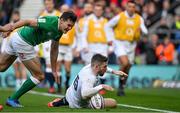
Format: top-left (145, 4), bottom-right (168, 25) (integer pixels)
top-left (89, 94), bottom-right (105, 109)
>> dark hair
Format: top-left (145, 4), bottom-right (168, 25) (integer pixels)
top-left (12, 10), bottom-right (20, 15)
top-left (91, 54), bottom-right (108, 66)
top-left (127, 0), bottom-right (136, 5)
top-left (44, 0), bottom-right (54, 3)
top-left (60, 11), bottom-right (77, 23)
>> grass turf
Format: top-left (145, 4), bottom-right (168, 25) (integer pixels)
top-left (0, 88), bottom-right (180, 112)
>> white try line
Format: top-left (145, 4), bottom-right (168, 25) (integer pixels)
top-left (28, 90), bottom-right (177, 113)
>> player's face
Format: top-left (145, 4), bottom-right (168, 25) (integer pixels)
top-left (84, 4), bottom-right (93, 15)
top-left (12, 14), bottom-right (20, 23)
top-left (59, 19), bottom-right (74, 33)
top-left (126, 2), bottom-right (136, 16)
top-left (45, 0), bottom-right (54, 12)
top-left (98, 62), bottom-right (108, 76)
top-left (94, 6), bottom-right (103, 18)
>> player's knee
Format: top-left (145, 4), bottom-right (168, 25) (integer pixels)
top-left (121, 62), bottom-right (131, 68)
top-left (38, 73), bottom-right (45, 81)
top-left (34, 72), bottom-right (45, 81)
top-left (111, 99), bottom-right (117, 108)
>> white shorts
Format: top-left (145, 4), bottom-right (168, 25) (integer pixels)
top-left (81, 43), bottom-right (108, 64)
top-left (1, 38), bottom-right (8, 53)
top-left (58, 45), bottom-right (73, 61)
top-left (4, 32), bottom-right (36, 61)
top-left (114, 40), bottom-right (136, 64)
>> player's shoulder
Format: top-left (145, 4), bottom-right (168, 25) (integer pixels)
top-left (79, 64), bottom-right (93, 78)
top-left (38, 16), bottom-right (59, 23)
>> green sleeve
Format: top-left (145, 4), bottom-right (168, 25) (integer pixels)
top-left (37, 16), bottom-right (49, 30)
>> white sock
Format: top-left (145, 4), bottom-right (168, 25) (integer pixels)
top-left (30, 76), bottom-right (40, 85)
top-left (16, 79), bottom-right (21, 91)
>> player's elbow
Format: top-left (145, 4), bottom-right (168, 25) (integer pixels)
top-left (81, 90), bottom-right (90, 99)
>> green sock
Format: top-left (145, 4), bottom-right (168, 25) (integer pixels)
top-left (10, 78), bottom-right (36, 100)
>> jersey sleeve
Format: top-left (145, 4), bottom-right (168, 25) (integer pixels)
top-left (37, 17), bottom-right (47, 29)
top-left (81, 74), bottom-right (103, 99)
top-left (37, 16), bottom-right (52, 30)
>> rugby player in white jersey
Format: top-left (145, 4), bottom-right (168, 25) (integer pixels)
top-left (48, 54), bottom-right (127, 108)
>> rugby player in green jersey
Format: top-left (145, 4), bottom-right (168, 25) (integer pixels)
top-left (0, 11), bottom-right (77, 107)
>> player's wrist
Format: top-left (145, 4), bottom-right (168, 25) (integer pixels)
top-left (96, 85), bottom-right (103, 91)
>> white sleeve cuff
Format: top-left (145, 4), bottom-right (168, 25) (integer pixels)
top-left (107, 67), bottom-right (113, 73)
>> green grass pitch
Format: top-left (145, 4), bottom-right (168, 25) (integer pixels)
top-left (0, 88), bottom-right (180, 112)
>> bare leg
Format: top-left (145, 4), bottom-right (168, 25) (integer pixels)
top-left (56, 60), bottom-right (62, 93)
top-left (64, 60), bottom-right (71, 90)
top-left (104, 98), bottom-right (117, 108)
top-left (118, 55), bottom-right (131, 96)
top-left (13, 62), bottom-right (21, 90)
top-left (0, 53), bottom-right (17, 72)
top-left (22, 57), bottom-right (44, 81)
top-left (9, 57), bottom-right (44, 100)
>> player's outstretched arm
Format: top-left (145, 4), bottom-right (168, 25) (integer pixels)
top-left (50, 40), bottom-right (60, 84)
top-left (12, 19), bottom-right (38, 30)
top-left (107, 67), bottom-right (128, 77)
top-left (0, 24), bottom-right (13, 32)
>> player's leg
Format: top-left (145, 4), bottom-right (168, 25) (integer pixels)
top-left (13, 61), bottom-right (21, 91)
top-left (19, 61), bottom-right (27, 84)
top-left (64, 50), bottom-right (73, 91)
top-left (64, 60), bottom-right (71, 90)
top-left (56, 60), bottom-right (62, 93)
top-left (48, 97), bottom-right (69, 107)
top-left (118, 55), bottom-right (131, 96)
top-left (45, 62), bottom-right (55, 93)
top-left (9, 57), bottom-right (44, 102)
top-left (114, 40), bottom-right (131, 96)
top-left (0, 53), bottom-right (17, 72)
top-left (104, 98), bottom-right (117, 108)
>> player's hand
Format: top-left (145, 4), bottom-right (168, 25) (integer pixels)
top-left (112, 70), bottom-right (128, 77)
top-left (2, 32), bottom-right (10, 38)
top-left (52, 71), bottom-right (60, 84)
top-left (101, 84), bottom-right (114, 91)
top-left (3, 23), bottom-right (14, 32)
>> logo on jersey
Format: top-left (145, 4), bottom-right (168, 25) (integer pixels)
top-left (38, 18), bottom-right (46, 23)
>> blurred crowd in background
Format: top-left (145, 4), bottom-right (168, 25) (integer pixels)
top-left (0, 0), bottom-right (180, 65)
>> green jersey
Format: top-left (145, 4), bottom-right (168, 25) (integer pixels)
top-left (17, 16), bottom-right (63, 46)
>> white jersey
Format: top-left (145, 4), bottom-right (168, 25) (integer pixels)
top-left (66, 64), bottom-right (100, 108)
top-left (66, 64), bottom-right (113, 108)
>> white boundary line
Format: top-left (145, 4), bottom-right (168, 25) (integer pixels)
top-left (28, 90), bottom-right (178, 113)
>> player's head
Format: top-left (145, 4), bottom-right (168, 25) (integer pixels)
top-left (94, 4), bottom-right (104, 18)
top-left (60, 4), bottom-right (70, 13)
top-left (59, 11), bottom-right (77, 33)
top-left (44, 0), bottom-right (55, 13)
top-left (126, 1), bottom-right (136, 17)
top-left (91, 54), bottom-right (108, 76)
top-left (83, 3), bottom-right (93, 16)
top-left (12, 10), bottom-right (20, 23)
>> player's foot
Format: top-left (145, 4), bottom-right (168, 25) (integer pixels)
top-left (48, 87), bottom-right (55, 94)
top-left (6, 98), bottom-right (23, 107)
top-left (117, 89), bottom-right (125, 96)
top-left (0, 105), bottom-right (3, 111)
top-left (48, 98), bottom-right (61, 107)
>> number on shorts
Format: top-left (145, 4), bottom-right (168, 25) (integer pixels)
top-left (73, 75), bottom-right (79, 91)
